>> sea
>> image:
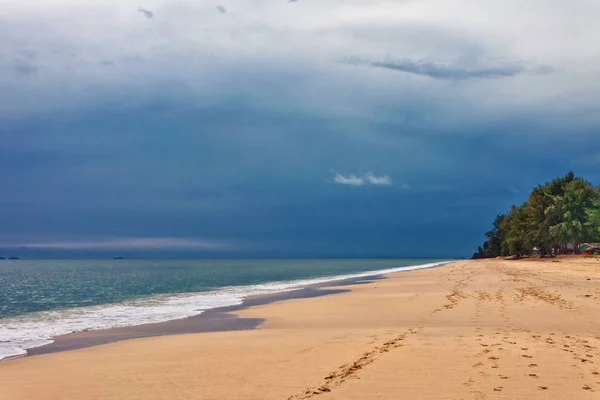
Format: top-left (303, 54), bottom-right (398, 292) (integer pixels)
top-left (0, 258), bottom-right (448, 361)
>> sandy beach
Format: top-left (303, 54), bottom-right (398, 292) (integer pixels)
top-left (2, 257), bottom-right (600, 399)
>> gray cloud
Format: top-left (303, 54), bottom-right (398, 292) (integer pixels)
top-left (216, 5), bottom-right (227, 14)
top-left (342, 57), bottom-right (534, 80)
top-left (137, 7), bottom-right (155, 19)
top-left (0, 101), bottom-right (597, 258)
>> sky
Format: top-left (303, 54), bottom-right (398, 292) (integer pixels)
top-left (1, 0), bottom-right (599, 259)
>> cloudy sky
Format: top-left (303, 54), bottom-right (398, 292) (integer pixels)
top-left (1, 0), bottom-right (599, 258)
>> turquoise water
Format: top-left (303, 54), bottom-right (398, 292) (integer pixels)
top-left (0, 259), bottom-right (444, 318)
top-left (0, 259), bottom-right (447, 360)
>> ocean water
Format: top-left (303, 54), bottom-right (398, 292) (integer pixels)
top-left (0, 259), bottom-right (448, 361)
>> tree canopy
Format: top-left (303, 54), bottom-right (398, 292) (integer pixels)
top-left (473, 172), bottom-right (600, 259)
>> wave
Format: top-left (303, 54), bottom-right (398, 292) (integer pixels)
top-left (0, 261), bottom-right (449, 361)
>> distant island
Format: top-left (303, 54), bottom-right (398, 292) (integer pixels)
top-left (474, 172), bottom-right (600, 259)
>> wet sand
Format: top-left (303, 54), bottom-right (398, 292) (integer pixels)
top-left (26, 276), bottom-right (382, 357)
top-left (2, 257), bottom-right (600, 399)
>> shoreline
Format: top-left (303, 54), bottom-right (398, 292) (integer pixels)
top-left (3, 257), bottom-right (599, 399)
top-left (22, 275), bottom-right (382, 359)
top-left (5, 260), bottom-right (449, 361)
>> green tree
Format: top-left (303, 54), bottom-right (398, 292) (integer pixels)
top-left (525, 172), bottom-right (584, 255)
top-left (472, 245), bottom-right (486, 259)
top-left (548, 179), bottom-right (598, 251)
top-left (484, 214), bottom-right (507, 257)
top-left (502, 204), bottom-right (530, 257)
top-left (526, 186), bottom-right (557, 256)
top-left (586, 197), bottom-right (600, 242)
top-left (473, 172), bottom-right (598, 258)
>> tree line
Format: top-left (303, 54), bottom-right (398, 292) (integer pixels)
top-left (473, 172), bottom-right (600, 259)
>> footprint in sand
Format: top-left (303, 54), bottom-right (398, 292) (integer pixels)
top-left (583, 385), bottom-right (593, 391)
top-left (522, 355), bottom-right (534, 359)
top-left (499, 375), bottom-right (509, 380)
top-left (493, 387), bottom-right (503, 391)
top-left (529, 364), bottom-right (538, 367)
top-left (473, 391), bottom-right (486, 400)
top-left (538, 386), bottom-right (549, 390)
top-left (528, 373), bottom-right (539, 378)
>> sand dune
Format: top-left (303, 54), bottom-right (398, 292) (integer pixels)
top-left (2, 257), bottom-right (600, 399)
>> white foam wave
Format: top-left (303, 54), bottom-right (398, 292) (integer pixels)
top-left (0, 261), bottom-right (449, 361)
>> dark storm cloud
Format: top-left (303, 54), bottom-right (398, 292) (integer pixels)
top-left (1, 95), bottom-right (598, 258)
top-left (0, 0), bottom-right (598, 259)
top-left (342, 57), bottom-right (541, 80)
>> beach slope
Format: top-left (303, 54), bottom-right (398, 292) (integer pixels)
top-left (2, 258), bottom-right (600, 399)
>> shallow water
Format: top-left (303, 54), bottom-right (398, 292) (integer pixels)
top-left (0, 259), bottom-right (447, 360)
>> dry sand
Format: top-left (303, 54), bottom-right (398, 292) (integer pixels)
top-left (2, 257), bottom-right (600, 399)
